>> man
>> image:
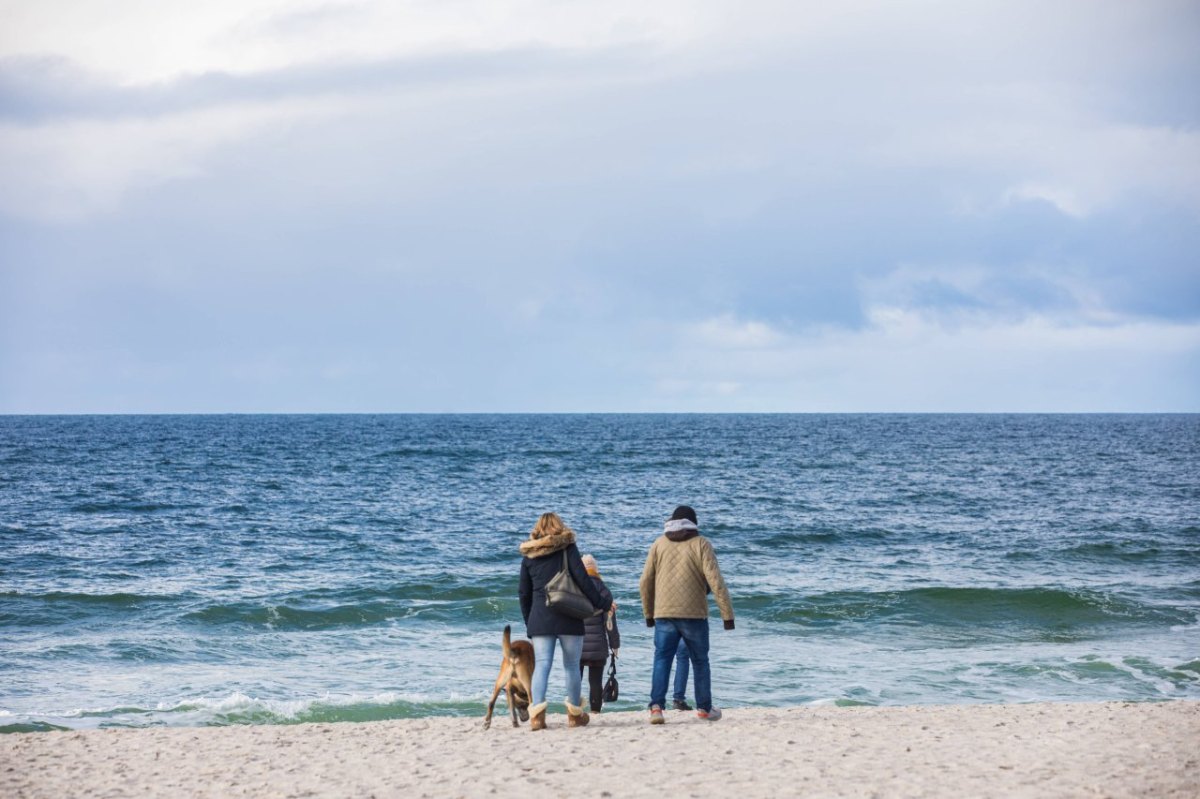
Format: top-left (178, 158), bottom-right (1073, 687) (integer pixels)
top-left (639, 504), bottom-right (734, 724)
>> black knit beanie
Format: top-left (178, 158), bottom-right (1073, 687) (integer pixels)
top-left (670, 505), bottom-right (698, 525)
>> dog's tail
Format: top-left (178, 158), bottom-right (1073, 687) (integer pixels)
top-left (503, 624), bottom-right (512, 660)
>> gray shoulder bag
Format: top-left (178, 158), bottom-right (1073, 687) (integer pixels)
top-left (544, 550), bottom-right (599, 619)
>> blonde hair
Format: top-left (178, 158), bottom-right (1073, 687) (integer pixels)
top-left (530, 512), bottom-right (573, 539)
top-left (581, 554), bottom-right (599, 574)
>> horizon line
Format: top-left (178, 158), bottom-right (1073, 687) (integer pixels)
top-left (2, 410), bottom-right (1197, 417)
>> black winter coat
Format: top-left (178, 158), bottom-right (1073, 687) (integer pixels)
top-left (519, 543), bottom-right (611, 637)
top-left (581, 575), bottom-right (620, 663)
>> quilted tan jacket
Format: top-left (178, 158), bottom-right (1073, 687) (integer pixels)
top-left (639, 534), bottom-right (734, 623)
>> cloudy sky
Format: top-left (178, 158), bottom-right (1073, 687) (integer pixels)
top-left (1, 1), bottom-right (1197, 412)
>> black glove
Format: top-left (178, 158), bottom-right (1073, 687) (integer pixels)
top-left (646, 618), bottom-right (655, 627)
top-left (723, 619), bottom-right (735, 630)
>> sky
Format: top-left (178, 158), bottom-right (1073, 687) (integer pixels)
top-left (1, 0), bottom-right (1197, 413)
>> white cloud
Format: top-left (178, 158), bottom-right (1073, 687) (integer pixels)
top-left (688, 314), bottom-right (782, 349)
top-left (999, 124), bottom-right (1200, 217)
top-left (0, 0), bottom-right (719, 83)
top-left (1003, 183), bottom-right (1089, 219)
top-left (856, 263), bottom-right (1130, 326)
top-left (870, 95), bottom-right (1200, 218)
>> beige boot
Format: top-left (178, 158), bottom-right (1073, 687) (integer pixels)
top-left (565, 699), bottom-right (590, 728)
top-left (528, 701), bottom-right (548, 731)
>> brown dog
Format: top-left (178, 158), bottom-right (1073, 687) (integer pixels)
top-left (482, 625), bottom-right (535, 729)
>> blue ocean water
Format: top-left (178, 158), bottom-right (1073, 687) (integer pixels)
top-left (1, 414), bottom-right (1197, 732)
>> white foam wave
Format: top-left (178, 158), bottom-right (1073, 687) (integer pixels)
top-left (152, 690), bottom-right (444, 719)
top-left (3, 690), bottom-right (478, 730)
top-left (1114, 659), bottom-right (1189, 696)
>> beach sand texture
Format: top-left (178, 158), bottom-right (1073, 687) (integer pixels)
top-left (2, 701), bottom-right (1196, 798)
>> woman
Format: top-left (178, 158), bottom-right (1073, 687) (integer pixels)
top-left (579, 554), bottom-right (621, 714)
top-left (518, 512), bottom-right (611, 730)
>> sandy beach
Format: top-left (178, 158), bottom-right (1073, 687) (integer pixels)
top-left (3, 701), bottom-right (1196, 798)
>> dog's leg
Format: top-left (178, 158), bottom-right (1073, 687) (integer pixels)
top-left (482, 663), bottom-right (513, 730)
top-left (514, 656), bottom-right (535, 725)
top-left (516, 644), bottom-right (535, 722)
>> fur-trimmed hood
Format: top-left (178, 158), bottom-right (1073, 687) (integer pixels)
top-left (664, 517), bottom-right (699, 542)
top-left (519, 530), bottom-right (577, 558)
top-left (665, 528), bottom-right (699, 542)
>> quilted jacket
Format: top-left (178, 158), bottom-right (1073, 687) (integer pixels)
top-left (639, 533), bottom-right (734, 625)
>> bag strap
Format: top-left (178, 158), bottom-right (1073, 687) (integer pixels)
top-left (608, 649), bottom-right (618, 677)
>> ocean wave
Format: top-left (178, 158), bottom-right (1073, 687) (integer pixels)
top-left (740, 586), bottom-right (1196, 635)
top-left (0, 691), bottom-right (489, 733)
top-left (1003, 540), bottom-right (1200, 563)
top-left (515, 448), bottom-right (577, 457)
top-left (1176, 582), bottom-right (1200, 600)
top-left (182, 595), bottom-right (515, 630)
top-left (0, 721), bottom-right (70, 734)
top-left (754, 527), bottom-right (891, 547)
top-left (1, 590), bottom-right (179, 605)
top-left (373, 447), bottom-right (490, 459)
top-left (319, 576), bottom-right (516, 604)
top-left (183, 602), bottom-right (402, 629)
top-left (68, 501), bottom-right (193, 514)
top-left (992, 655), bottom-right (1200, 697)
top-left (1, 590), bottom-right (184, 625)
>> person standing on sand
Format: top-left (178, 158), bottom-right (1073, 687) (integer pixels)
top-left (519, 512), bottom-right (612, 731)
top-left (579, 554), bottom-right (621, 714)
top-left (639, 504), bottom-right (734, 724)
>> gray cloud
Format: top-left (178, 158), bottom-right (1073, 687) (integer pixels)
top-left (0, 45), bottom-right (651, 122)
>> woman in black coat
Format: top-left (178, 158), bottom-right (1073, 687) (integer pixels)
top-left (519, 512), bottom-right (611, 730)
top-left (579, 553), bottom-right (621, 713)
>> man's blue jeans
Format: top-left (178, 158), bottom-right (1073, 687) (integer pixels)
top-left (650, 618), bottom-right (711, 712)
top-left (530, 635), bottom-right (584, 707)
top-left (673, 639), bottom-right (690, 702)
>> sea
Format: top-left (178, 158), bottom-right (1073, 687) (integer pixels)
top-left (1, 414), bottom-right (1197, 733)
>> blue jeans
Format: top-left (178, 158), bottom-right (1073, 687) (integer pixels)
top-left (650, 618), bottom-right (711, 712)
top-left (673, 639), bottom-right (690, 702)
top-left (530, 635), bottom-right (584, 707)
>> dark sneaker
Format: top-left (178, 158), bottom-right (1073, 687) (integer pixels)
top-left (649, 705), bottom-right (665, 725)
top-left (672, 699), bottom-right (692, 711)
top-left (696, 707), bottom-right (723, 721)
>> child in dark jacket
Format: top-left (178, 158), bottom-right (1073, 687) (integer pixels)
top-left (579, 554), bottom-right (621, 713)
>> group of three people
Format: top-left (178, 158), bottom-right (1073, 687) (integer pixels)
top-left (517, 505), bottom-right (735, 729)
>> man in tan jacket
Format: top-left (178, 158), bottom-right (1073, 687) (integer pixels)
top-left (639, 505), bottom-right (734, 724)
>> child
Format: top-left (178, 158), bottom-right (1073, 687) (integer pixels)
top-left (579, 554), bottom-right (621, 713)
